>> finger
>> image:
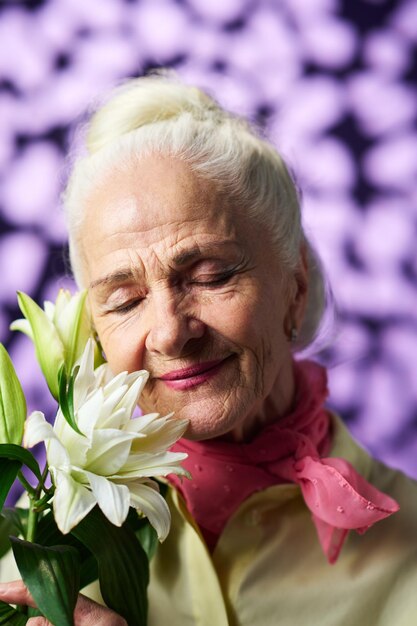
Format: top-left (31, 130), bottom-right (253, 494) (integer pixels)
top-left (75, 594), bottom-right (127, 625)
top-left (0, 580), bottom-right (37, 608)
top-left (0, 583), bottom-right (128, 626)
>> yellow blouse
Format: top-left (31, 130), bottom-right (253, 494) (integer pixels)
top-left (146, 416), bottom-right (417, 626)
top-left (2, 415), bottom-right (417, 625)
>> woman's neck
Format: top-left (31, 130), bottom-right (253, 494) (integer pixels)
top-left (219, 358), bottom-right (296, 443)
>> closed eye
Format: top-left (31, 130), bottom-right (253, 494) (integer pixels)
top-left (111, 298), bottom-right (144, 315)
top-left (189, 271), bottom-right (235, 287)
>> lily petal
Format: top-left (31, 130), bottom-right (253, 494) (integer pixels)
top-left (52, 410), bottom-right (90, 469)
top-left (73, 339), bottom-right (96, 407)
top-left (115, 371), bottom-right (149, 417)
top-left (75, 388), bottom-right (105, 436)
top-left (24, 411), bottom-right (71, 471)
top-left (93, 363), bottom-right (113, 388)
top-left (9, 318), bottom-right (33, 340)
top-left (85, 429), bottom-right (137, 475)
top-left (43, 300), bottom-right (56, 321)
top-left (84, 471), bottom-right (130, 526)
top-left (53, 469), bottom-right (96, 534)
top-left (102, 371), bottom-right (128, 398)
top-left (96, 407), bottom-right (128, 431)
top-left (24, 411), bottom-right (53, 448)
top-left (116, 450), bottom-right (190, 479)
top-left (53, 290), bottom-right (71, 320)
top-left (124, 413), bottom-right (161, 433)
top-left (97, 385), bottom-right (129, 426)
top-left (129, 415), bottom-right (189, 454)
top-left (129, 482), bottom-right (171, 541)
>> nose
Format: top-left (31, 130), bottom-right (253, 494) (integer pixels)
top-left (144, 289), bottom-right (206, 357)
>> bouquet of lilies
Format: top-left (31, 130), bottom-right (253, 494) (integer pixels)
top-left (0, 290), bottom-right (189, 626)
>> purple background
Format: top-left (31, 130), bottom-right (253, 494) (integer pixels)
top-left (1, 0), bottom-right (417, 477)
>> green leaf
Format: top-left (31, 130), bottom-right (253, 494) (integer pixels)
top-left (0, 444), bottom-right (41, 480)
top-left (78, 553), bottom-right (99, 590)
top-left (2, 508), bottom-right (29, 539)
top-left (58, 367), bottom-right (84, 437)
top-left (0, 512), bottom-right (18, 558)
top-left (67, 375), bottom-right (75, 425)
top-left (125, 509), bottom-right (159, 561)
top-left (72, 506), bottom-right (149, 625)
top-left (11, 537), bottom-right (80, 626)
top-left (0, 344), bottom-right (26, 445)
top-left (36, 511), bottom-right (97, 589)
top-left (15, 292), bottom-right (64, 400)
top-left (36, 509), bottom-right (70, 546)
top-left (135, 522), bottom-right (158, 561)
top-left (0, 600), bottom-right (28, 625)
top-left (0, 458), bottom-right (21, 513)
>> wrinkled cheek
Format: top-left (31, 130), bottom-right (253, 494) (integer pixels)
top-left (137, 382), bottom-right (165, 414)
top-left (247, 329), bottom-right (283, 398)
top-left (98, 325), bottom-right (146, 375)
top-left (99, 336), bottom-right (127, 374)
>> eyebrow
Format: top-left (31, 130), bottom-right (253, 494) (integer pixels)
top-left (172, 241), bottom-right (239, 266)
top-left (89, 240), bottom-right (240, 290)
top-left (89, 270), bottom-right (135, 290)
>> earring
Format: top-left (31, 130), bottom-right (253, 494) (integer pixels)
top-left (290, 327), bottom-right (298, 343)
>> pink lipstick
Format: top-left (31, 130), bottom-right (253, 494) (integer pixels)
top-left (158, 358), bottom-right (230, 390)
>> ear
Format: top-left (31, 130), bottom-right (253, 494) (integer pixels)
top-left (284, 242), bottom-right (309, 340)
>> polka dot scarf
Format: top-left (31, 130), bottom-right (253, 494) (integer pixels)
top-left (169, 360), bottom-right (399, 563)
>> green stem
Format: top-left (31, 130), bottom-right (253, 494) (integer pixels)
top-left (34, 463), bottom-right (50, 501)
top-left (40, 462), bottom-right (49, 487)
top-left (33, 491), bottom-right (53, 513)
top-left (17, 471), bottom-right (36, 497)
top-left (26, 500), bottom-right (38, 543)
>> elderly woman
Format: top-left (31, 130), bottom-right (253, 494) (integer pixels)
top-left (2, 75), bottom-right (417, 625)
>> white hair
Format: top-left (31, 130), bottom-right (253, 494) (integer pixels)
top-left (62, 73), bottom-right (331, 351)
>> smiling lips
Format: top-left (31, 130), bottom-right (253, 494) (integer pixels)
top-left (158, 358), bottom-right (230, 390)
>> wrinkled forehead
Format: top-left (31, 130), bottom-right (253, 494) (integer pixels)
top-left (82, 154), bottom-right (236, 237)
top-left (77, 154), bottom-right (267, 285)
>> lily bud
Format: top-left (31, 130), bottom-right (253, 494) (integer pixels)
top-left (10, 290), bottom-right (99, 400)
top-left (0, 344), bottom-right (26, 444)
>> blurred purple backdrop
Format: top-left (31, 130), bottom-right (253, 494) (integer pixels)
top-left (0, 0), bottom-right (416, 477)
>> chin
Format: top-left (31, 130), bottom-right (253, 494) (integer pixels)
top-left (141, 382), bottom-right (253, 441)
top-left (179, 405), bottom-right (246, 442)
top-left (182, 423), bottom-right (220, 442)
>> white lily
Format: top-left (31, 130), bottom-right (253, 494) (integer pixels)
top-left (11, 290), bottom-right (101, 400)
top-left (24, 340), bottom-right (189, 540)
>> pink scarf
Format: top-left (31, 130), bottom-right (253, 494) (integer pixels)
top-left (169, 360), bottom-right (399, 563)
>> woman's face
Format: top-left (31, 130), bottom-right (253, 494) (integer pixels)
top-left (80, 155), bottom-right (306, 441)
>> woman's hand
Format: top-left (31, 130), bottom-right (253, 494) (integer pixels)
top-left (0, 580), bottom-right (127, 625)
